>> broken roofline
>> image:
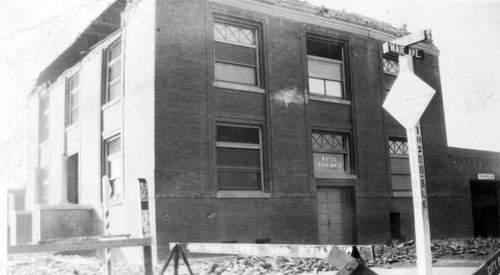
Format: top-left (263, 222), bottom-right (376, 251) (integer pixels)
top-left (35, 0), bottom-right (127, 86)
top-left (35, 0), bottom-right (438, 87)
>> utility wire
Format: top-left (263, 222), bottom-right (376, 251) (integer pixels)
top-left (0, 0), bottom-right (107, 41)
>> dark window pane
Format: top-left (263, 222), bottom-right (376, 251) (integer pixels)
top-left (307, 39), bottom-right (343, 60)
top-left (217, 125), bottom-right (259, 144)
top-left (217, 148), bottom-right (260, 167)
top-left (215, 42), bottom-right (257, 66)
top-left (218, 170), bottom-right (261, 190)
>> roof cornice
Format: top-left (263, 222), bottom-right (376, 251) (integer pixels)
top-left (208, 0), bottom-right (439, 56)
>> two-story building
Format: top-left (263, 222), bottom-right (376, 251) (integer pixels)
top-left (24, 0), bottom-right (500, 263)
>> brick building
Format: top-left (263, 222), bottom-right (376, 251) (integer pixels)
top-left (23, 0), bottom-right (500, 262)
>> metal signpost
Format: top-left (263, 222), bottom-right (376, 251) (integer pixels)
top-left (382, 30), bottom-right (435, 275)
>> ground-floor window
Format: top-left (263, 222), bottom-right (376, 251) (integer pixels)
top-left (216, 124), bottom-right (263, 190)
top-left (39, 166), bottom-right (50, 204)
top-left (389, 138), bottom-right (411, 192)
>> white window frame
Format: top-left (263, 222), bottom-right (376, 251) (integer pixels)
top-left (213, 21), bottom-right (260, 88)
top-left (308, 55), bottom-right (345, 98)
top-left (312, 132), bottom-right (352, 178)
top-left (104, 135), bottom-right (123, 201)
top-left (383, 58), bottom-right (399, 76)
top-left (389, 138), bottom-right (411, 194)
top-left (216, 124), bottom-right (264, 191)
top-left (66, 72), bottom-right (79, 126)
top-left (104, 38), bottom-right (122, 104)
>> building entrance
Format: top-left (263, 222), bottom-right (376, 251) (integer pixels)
top-left (470, 180), bottom-right (499, 237)
top-left (317, 187), bottom-right (355, 244)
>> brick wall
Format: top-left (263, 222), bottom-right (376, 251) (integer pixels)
top-left (152, 0), bottom-right (467, 254)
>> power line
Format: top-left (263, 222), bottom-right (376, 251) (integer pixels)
top-left (0, 0), bottom-right (107, 41)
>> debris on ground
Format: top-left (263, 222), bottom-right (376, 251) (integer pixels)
top-left (8, 237), bottom-right (499, 274)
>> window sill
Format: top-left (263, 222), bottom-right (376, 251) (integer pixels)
top-left (392, 191), bottom-right (413, 197)
top-left (315, 174), bottom-right (357, 180)
top-left (214, 81), bottom-right (265, 94)
top-left (217, 191), bottom-right (271, 198)
top-left (309, 95), bottom-right (351, 105)
top-left (102, 98), bottom-right (121, 111)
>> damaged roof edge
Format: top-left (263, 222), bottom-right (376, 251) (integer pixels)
top-left (35, 0), bottom-right (127, 86)
top-left (211, 0), bottom-right (439, 54)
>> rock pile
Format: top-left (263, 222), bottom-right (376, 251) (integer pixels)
top-left (198, 257), bottom-right (336, 275)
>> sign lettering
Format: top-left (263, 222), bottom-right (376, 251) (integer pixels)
top-left (383, 42), bottom-right (425, 59)
top-left (474, 249), bottom-right (500, 275)
top-left (477, 173), bottom-right (496, 180)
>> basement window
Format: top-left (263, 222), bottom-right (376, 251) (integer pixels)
top-left (216, 124), bottom-right (263, 191)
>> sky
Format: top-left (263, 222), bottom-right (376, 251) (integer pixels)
top-left (0, 0), bottom-right (499, 188)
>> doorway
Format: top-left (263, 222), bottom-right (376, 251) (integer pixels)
top-left (470, 180), bottom-right (499, 237)
top-left (317, 187), bottom-right (355, 244)
top-left (67, 154), bottom-right (79, 204)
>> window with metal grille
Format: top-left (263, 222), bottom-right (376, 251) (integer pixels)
top-left (104, 135), bottom-right (122, 200)
top-left (307, 39), bottom-right (347, 99)
top-left (40, 96), bottom-right (49, 142)
top-left (39, 166), bottom-right (49, 204)
top-left (389, 138), bottom-right (411, 191)
top-left (312, 132), bottom-right (350, 177)
top-left (216, 124), bottom-right (263, 190)
top-left (104, 39), bottom-right (122, 103)
top-left (66, 72), bottom-right (79, 126)
top-left (383, 58), bottom-right (399, 75)
top-left (214, 22), bottom-right (259, 86)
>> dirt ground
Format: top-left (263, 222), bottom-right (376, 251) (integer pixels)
top-left (8, 238), bottom-right (496, 274)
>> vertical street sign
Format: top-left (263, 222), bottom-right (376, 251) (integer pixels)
top-left (383, 31), bottom-right (434, 275)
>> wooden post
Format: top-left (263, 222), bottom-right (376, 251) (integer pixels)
top-left (399, 54), bottom-right (432, 275)
top-left (102, 176), bottom-right (112, 275)
top-left (139, 178), bottom-right (153, 275)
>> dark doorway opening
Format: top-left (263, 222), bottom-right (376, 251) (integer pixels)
top-left (470, 180), bottom-right (499, 237)
top-left (67, 154), bottom-right (79, 204)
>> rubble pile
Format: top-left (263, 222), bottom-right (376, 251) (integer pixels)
top-left (371, 237), bottom-right (500, 266)
top-left (198, 257), bottom-right (336, 275)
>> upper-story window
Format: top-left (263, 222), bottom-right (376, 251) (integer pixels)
top-left (216, 124), bottom-right (263, 190)
top-left (383, 57), bottom-right (399, 96)
top-left (40, 96), bottom-right (50, 142)
top-left (214, 21), bottom-right (259, 87)
top-left (105, 39), bottom-right (122, 103)
top-left (307, 39), bottom-right (348, 99)
top-left (312, 132), bottom-right (352, 178)
top-left (389, 138), bottom-right (411, 192)
top-left (383, 58), bottom-right (399, 75)
top-left (66, 72), bottom-right (79, 126)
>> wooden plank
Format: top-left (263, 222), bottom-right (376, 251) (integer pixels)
top-left (474, 248), bottom-right (500, 275)
top-left (8, 237), bottom-right (152, 254)
top-left (176, 243), bottom-right (372, 259)
top-left (391, 30), bottom-right (430, 47)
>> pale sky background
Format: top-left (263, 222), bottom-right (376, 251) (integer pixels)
top-left (0, 0), bottom-right (499, 189)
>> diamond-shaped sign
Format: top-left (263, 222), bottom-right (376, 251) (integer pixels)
top-left (383, 70), bottom-right (436, 129)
